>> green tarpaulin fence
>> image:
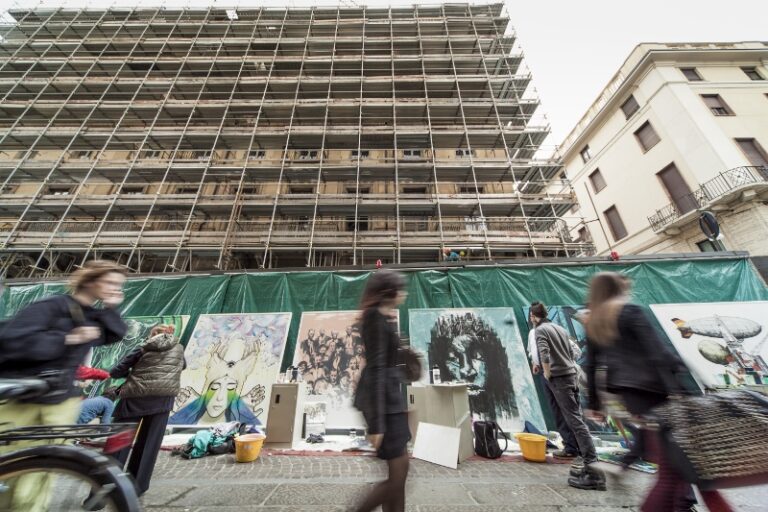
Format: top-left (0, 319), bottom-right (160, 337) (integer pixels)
top-left (3, 256), bottom-right (766, 429)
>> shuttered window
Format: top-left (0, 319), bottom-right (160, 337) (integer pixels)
top-left (604, 206), bottom-right (628, 241)
top-left (589, 169), bottom-right (606, 193)
top-left (634, 121), bottom-right (661, 152)
top-left (736, 139), bottom-right (768, 168)
top-left (701, 95), bottom-right (734, 116)
top-left (680, 67), bottom-right (703, 81)
top-left (620, 95), bottom-right (640, 119)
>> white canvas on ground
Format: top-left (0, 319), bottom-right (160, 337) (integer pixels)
top-left (169, 313), bottom-right (292, 426)
top-left (412, 422), bottom-right (461, 469)
top-left (408, 308), bottom-right (545, 433)
top-left (650, 301), bottom-right (768, 389)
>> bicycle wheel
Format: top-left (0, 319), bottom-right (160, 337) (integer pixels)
top-left (0, 445), bottom-right (141, 512)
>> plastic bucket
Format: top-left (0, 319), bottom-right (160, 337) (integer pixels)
top-left (234, 433), bottom-right (266, 463)
top-left (514, 433), bottom-right (547, 462)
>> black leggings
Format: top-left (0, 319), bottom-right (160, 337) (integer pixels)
top-left (353, 453), bottom-right (409, 512)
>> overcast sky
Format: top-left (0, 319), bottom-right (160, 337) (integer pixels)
top-left (4, 0), bottom-right (768, 150)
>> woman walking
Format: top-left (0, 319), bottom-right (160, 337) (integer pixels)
top-left (584, 272), bottom-right (732, 512)
top-left (110, 325), bottom-right (185, 496)
top-left (353, 270), bottom-right (410, 512)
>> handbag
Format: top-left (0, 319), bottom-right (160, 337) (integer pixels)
top-left (652, 389), bottom-right (768, 490)
top-left (396, 345), bottom-right (423, 384)
top-left (473, 420), bottom-right (508, 459)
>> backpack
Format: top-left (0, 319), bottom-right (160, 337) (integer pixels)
top-left (473, 420), bottom-right (509, 459)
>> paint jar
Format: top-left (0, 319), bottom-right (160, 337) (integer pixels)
top-left (432, 365), bottom-right (441, 384)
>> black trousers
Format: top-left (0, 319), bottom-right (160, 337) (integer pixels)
top-left (540, 374), bottom-right (579, 454)
top-left (114, 411), bottom-right (170, 495)
top-left (547, 374), bottom-right (597, 464)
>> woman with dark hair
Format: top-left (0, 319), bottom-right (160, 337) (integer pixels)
top-left (353, 269), bottom-right (410, 512)
top-left (584, 272), bottom-right (732, 512)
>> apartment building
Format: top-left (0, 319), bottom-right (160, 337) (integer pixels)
top-left (559, 42), bottom-right (768, 257)
top-left (0, 4), bottom-right (588, 277)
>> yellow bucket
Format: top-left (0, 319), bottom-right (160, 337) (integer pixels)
top-left (234, 433), bottom-right (266, 463)
top-left (514, 433), bottom-right (547, 463)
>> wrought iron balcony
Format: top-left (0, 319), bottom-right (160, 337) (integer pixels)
top-left (648, 166), bottom-right (768, 233)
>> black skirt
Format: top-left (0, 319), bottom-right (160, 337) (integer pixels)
top-left (376, 412), bottom-right (411, 460)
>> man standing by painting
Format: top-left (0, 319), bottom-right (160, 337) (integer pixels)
top-left (530, 301), bottom-right (605, 491)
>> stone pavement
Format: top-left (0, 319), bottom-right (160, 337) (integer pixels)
top-left (143, 451), bottom-right (766, 511)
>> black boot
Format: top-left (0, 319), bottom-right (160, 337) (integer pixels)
top-left (567, 463), bottom-right (607, 491)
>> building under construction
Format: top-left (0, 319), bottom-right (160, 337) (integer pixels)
top-left (0, 3), bottom-right (591, 277)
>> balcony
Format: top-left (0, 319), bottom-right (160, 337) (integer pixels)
top-left (648, 166), bottom-right (768, 233)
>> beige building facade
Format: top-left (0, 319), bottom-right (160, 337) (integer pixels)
top-left (559, 42), bottom-right (768, 257)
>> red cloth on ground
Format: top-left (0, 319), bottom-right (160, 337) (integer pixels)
top-left (75, 366), bottom-right (110, 381)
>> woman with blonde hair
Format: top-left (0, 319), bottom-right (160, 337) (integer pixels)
top-left (584, 272), bottom-right (732, 512)
top-left (0, 259), bottom-right (128, 511)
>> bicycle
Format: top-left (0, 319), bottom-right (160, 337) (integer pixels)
top-left (0, 378), bottom-right (142, 511)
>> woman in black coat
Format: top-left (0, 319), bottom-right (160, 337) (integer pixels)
top-left (584, 272), bottom-right (732, 512)
top-left (353, 270), bottom-right (409, 512)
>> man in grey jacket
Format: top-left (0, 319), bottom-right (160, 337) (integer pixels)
top-left (531, 301), bottom-right (605, 491)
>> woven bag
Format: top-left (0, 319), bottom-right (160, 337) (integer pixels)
top-left (653, 389), bottom-right (768, 490)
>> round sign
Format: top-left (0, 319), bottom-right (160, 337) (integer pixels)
top-left (699, 211), bottom-right (720, 240)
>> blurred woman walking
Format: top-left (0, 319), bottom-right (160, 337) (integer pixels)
top-left (352, 270), bottom-right (410, 512)
top-left (584, 272), bottom-right (732, 512)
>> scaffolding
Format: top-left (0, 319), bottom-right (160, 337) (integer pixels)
top-left (0, 3), bottom-right (593, 277)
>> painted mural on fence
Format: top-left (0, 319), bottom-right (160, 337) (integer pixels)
top-left (409, 308), bottom-right (544, 432)
top-left (170, 313), bottom-right (291, 426)
top-left (84, 315), bottom-right (189, 397)
top-left (650, 301), bottom-right (768, 390)
top-left (520, 305), bottom-right (619, 434)
top-left (291, 311), bottom-right (394, 428)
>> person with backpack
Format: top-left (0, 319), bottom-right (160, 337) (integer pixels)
top-left (530, 301), bottom-right (606, 491)
top-left (0, 259), bottom-right (128, 512)
top-left (108, 324), bottom-right (185, 496)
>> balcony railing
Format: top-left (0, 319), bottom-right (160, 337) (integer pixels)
top-left (648, 166), bottom-right (768, 232)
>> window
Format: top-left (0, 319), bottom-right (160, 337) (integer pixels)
top-left (240, 185), bottom-right (261, 194)
top-left (697, 239), bottom-right (726, 252)
top-left (248, 150), bottom-right (265, 159)
top-left (402, 149), bottom-right (422, 158)
top-left (346, 216), bottom-right (369, 231)
top-left (742, 67), bottom-right (764, 81)
top-left (402, 186), bottom-right (427, 194)
top-left (458, 185), bottom-right (484, 194)
top-left (603, 206), bottom-right (628, 241)
top-left (680, 67), bottom-right (703, 81)
top-left (120, 185), bottom-right (146, 195)
top-left (351, 150), bottom-right (370, 158)
top-left (579, 145), bottom-right (592, 163)
top-left (143, 150), bottom-right (163, 159)
top-left (701, 94), bottom-right (734, 116)
top-left (455, 149), bottom-right (474, 158)
top-left (657, 163), bottom-right (696, 214)
top-left (346, 186), bottom-right (370, 194)
top-left (45, 185), bottom-right (74, 196)
top-left (298, 150), bottom-right (318, 160)
top-left (289, 185), bottom-right (314, 194)
top-left (620, 95), bottom-right (640, 119)
top-left (634, 121), bottom-right (661, 152)
top-left (175, 186), bottom-right (198, 194)
top-left (70, 150), bottom-right (95, 159)
top-left (589, 168), bottom-right (607, 193)
top-left (735, 138), bottom-right (768, 168)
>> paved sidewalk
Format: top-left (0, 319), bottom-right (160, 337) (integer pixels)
top-left (143, 451), bottom-right (765, 511)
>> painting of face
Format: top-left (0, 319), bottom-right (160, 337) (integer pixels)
top-left (170, 313), bottom-right (291, 426)
top-left (410, 308), bottom-right (544, 432)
